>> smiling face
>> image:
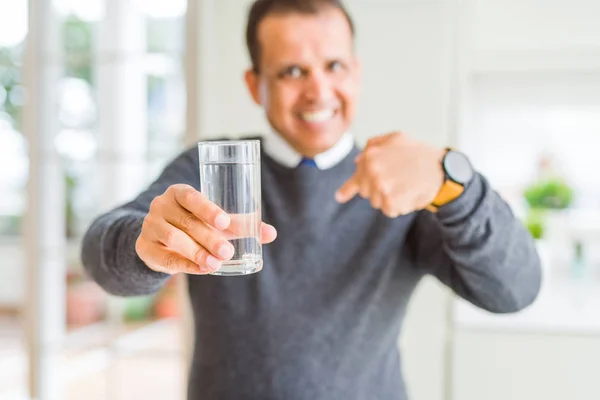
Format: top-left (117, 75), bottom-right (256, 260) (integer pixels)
top-left (244, 6), bottom-right (360, 157)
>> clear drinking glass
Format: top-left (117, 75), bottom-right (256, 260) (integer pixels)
top-left (198, 140), bottom-right (262, 276)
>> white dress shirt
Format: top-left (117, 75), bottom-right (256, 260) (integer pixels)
top-left (262, 131), bottom-right (355, 170)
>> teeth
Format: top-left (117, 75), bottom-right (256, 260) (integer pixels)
top-left (301, 109), bottom-right (334, 123)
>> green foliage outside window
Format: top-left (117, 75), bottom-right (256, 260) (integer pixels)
top-left (523, 176), bottom-right (574, 240)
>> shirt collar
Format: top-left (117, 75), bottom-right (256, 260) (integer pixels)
top-left (263, 131), bottom-right (355, 170)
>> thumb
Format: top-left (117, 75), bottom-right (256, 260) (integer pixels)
top-left (335, 174), bottom-right (360, 203)
top-left (366, 132), bottom-right (396, 148)
top-left (260, 223), bottom-right (277, 244)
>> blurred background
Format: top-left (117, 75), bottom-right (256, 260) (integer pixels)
top-left (1, 0), bottom-right (599, 399)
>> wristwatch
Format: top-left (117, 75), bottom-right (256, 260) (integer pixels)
top-left (426, 148), bottom-right (474, 212)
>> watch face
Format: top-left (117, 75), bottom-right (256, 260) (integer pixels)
top-left (443, 151), bottom-right (474, 184)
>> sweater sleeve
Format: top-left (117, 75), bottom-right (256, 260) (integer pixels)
top-left (80, 146), bottom-right (200, 297)
top-left (406, 173), bottom-right (542, 313)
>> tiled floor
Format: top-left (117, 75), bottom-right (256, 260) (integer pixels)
top-left (0, 316), bottom-right (185, 400)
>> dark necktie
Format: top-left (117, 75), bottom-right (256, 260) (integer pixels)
top-left (298, 158), bottom-right (318, 168)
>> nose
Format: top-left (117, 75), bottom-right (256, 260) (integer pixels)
top-left (303, 69), bottom-right (333, 103)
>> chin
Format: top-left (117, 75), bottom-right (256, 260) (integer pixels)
top-left (297, 132), bottom-right (342, 155)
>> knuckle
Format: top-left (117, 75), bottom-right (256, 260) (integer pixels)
top-left (204, 231), bottom-right (224, 255)
top-left (372, 177), bottom-right (386, 192)
top-left (162, 228), bottom-right (177, 246)
top-left (146, 215), bottom-right (162, 232)
top-left (193, 223), bottom-right (211, 246)
top-left (140, 216), bottom-right (159, 239)
top-left (364, 147), bottom-right (378, 161)
top-left (163, 252), bottom-right (180, 270)
top-left (166, 184), bottom-right (183, 199)
top-left (181, 188), bottom-right (197, 205)
top-left (179, 213), bottom-right (196, 231)
top-left (365, 161), bottom-right (379, 176)
top-left (149, 196), bottom-right (163, 213)
top-left (192, 248), bottom-right (208, 265)
top-left (359, 186), bottom-right (369, 198)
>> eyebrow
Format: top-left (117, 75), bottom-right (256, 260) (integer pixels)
top-left (276, 57), bottom-right (349, 69)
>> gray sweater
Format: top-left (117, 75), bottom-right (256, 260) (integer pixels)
top-left (81, 139), bottom-right (542, 400)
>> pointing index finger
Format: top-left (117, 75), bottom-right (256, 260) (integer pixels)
top-left (335, 174), bottom-right (360, 203)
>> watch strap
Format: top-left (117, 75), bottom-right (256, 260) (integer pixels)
top-left (426, 179), bottom-right (465, 212)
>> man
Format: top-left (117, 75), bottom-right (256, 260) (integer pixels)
top-left (81, 0), bottom-right (542, 399)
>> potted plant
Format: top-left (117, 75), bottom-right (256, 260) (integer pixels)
top-left (523, 176), bottom-right (574, 239)
top-left (524, 176), bottom-right (574, 211)
top-left (523, 174), bottom-right (575, 282)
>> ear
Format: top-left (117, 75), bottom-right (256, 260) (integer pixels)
top-left (244, 69), bottom-right (262, 105)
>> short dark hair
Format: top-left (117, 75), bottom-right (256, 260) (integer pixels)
top-left (245, 0), bottom-right (355, 73)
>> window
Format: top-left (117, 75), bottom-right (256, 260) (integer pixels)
top-left (460, 72), bottom-right (600, 212)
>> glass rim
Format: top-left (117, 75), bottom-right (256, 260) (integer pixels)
top-left (197, 139), bottom-right (260, 147)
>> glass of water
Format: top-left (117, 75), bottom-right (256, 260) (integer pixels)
top-left (197, 140), bottom-right (262, 276)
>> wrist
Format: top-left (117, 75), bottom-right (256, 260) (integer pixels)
top-left (433, 147), bottom-right (447, 190)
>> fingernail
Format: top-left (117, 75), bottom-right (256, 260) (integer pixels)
top-left (214, 214), bottom-right (230, 230)
top-left (335, 191), bottom-right (344, 202)
top-left (218, 243), bottom-right (234, 260)
top-left (266, 224), bottom-right (277, 240)
top-left (207, 255), bottom-right (221, 271)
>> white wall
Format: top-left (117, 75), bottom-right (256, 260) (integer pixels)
top-left (193, 1), bottom-right (462, 400)
top-left (467, 0), bottom-right (600, 72)
top-left (471, 0), bottom-right (600, 53)
top-left (453, 1), bottom-right (600, 399)
top-left (453, 330), bottom-right (600, 400)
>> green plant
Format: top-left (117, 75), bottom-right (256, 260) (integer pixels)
top-left (0, 214), bottom-right (22, 236)
top-left (524, 177), bottom-right (574, 210)
top-left (525, 209), bottom-right (545, 240)
top-left (65, 171), bottom-right (77, 238)
top-left (63, 16), bottom-right (93, 84)
top-left (123, 296), bottom-right (156, 322)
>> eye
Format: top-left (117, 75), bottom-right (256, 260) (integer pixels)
top-left (280, 66), bottom-right (303, 79)
top-left (328, 60), bottom-right (345, 73)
